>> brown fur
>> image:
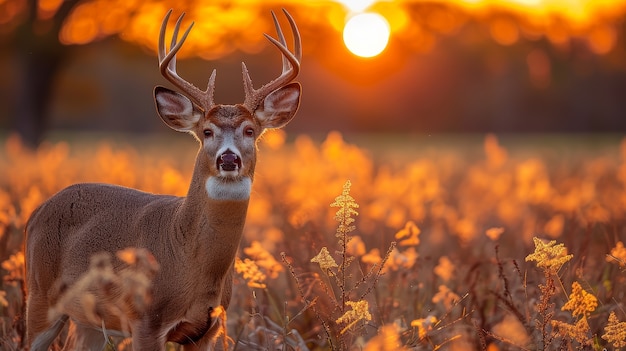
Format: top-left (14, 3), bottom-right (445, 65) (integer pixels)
top-left (26, 94), bottom-right (300, 351)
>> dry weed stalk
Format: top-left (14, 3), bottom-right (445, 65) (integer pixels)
top-left (284, 180), bottom-right (395, 350)
top-left (525, 237), bottom-right (574, 350)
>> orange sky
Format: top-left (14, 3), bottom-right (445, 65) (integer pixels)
top-left (10, 0), bottom-right (618, 58)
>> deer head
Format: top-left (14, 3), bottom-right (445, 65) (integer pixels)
top-left (154, 9), bottom-right (302, 200)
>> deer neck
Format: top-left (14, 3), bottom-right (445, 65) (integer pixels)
top-left (174, 150), bottom-right (250, 259)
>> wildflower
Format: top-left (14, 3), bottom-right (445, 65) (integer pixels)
top-left (411, 315), bottom-right (437, 339)
top-left (434, 256), bottom-right (455, 282)
top-left (562, 282), bottom-right (597, 318)
top-left (492, 314), bottom-right (530, 346)
top-left (361, 248), bottom-right (381, 266)
top-left (607, 241), bottom-right (626, 267)
top-left (395, 220), bottom-right (420, 247)
top-left (336, 300), bottom-right (372, 333)
top-left (346, 235), bottom-right (366, 256)
top-left (19, 186), bottom-right (43, 226)
top-left (364, 324), bottom-right (408, 351)
top-left (116, 248), bottom-right (159, 275)
top-left (243, 241), bottom-right (283, 278)
top-left (0, 190), bottom-right (17, 228)
top-left (525, 237), bottom-right (573, 273)
top-left (432, 284), bottom-right (461, 310)
top-left (454, 218), bottom-right (477, 243)
top-left (484, 133), bottom-right (507, 169)
top-left (209, 305), bottom-right (229, 343)
top-left (116, 248), bottom-right (159, 314)
top-left (544, 215), bottom-right (564, 238)
top-left (485, 227), bottom-right (504, 241)
top-left (260, 129), bottom-right (286, 150)
top-left (602, 312), bottom-right (626, 348)
top-left (2, 252), bottom-right (24, 282)
top-left (331, 180), bottom-right (359, 241)
top-left (552, 317), bottom-right (591, 345)
top-left (234, 257), bottom-right (267, 289)
top-left (0, 290), bottom-right (8, 308)
top-left (388, 247), bottom-right (418, 271)
top-left (310, 247), bottom-right (338, 271)
top-left (47, 252), bottom-right (119, 324)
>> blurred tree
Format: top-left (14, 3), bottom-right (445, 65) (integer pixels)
top-left (10, 0), bottom-right (80, 148)
top-left (2, 0), bottom-right (625, 147)
top-left (2, 0), bottom-right (287, 148)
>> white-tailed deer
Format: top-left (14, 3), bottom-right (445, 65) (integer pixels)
top-left (25, 8), bottom-right (301, 351)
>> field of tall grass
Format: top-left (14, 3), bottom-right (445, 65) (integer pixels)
top-left (0, 131), bottom-right (625, 350)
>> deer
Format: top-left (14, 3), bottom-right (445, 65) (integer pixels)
top-left (24, 8), bottom-right (301, 351)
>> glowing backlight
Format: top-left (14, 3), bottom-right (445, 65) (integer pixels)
top-left (338, 0), bottom-right (378, 12)
top-left (45, 0), bottom-right (626, 57)
top-left (343, 12), bottom-right (391, 58)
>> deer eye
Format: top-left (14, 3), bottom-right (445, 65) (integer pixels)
top-left (203, 129), bottom-right (213, 138)
top-left (244, 127), bottom-right (255, 137)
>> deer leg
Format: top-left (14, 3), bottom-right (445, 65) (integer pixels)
top-left (131, 319), bottom-right (167, 351)
top-left (64, 322), bottom-right (110, 351)
top-left (26, 286), bottom-right (68, 351)
top-left (28, 314), bottom-right (69, 351)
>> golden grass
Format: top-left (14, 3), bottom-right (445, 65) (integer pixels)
top-left (0, 131), bottom-right (625, 350)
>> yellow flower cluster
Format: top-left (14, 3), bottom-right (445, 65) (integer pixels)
top-left (432, 285), bottom-right (461, 310)
top-left (552, 282), bottom-right (598, 346)
top-left (234, 257), bottom-right (267, 289)
top-left (434, 256), bottom-right (455, 282)
top-left (394, 220), bottom-right (420, 247)
top-left (485, 227), bottom-right (505, 241)
top-left (243, 241), bottom-right (284, 279)
top-left (561, 282), bottom-right (597, 318)
top-left (602, 312), bottom-right (626, 348)
top-left (525, 237), bottom-right (573, 273)
top-left (411, 315), bottom-right (438, 339)
top-left (336, 300), bottom-right (372, 333)
top-left (607, 241), bottom-right (626, 267)
top-left (310, 247), bottom-right (338, 271)
top-left (363, 324), bottom-right (408, 351)
top-left (0, 291), bottom-right (7, 308)
top-left (330, 180), bottom-right (359, 239)
top-left (1, 252), bottom-right (24, 282)
top-left (552, 317), bottom-right (591, 345)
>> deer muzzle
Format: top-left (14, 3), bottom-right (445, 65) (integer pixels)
top-left (218, 150), bottom-right (241, 172)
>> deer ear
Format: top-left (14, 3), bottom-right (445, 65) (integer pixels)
top-left (254, 82), bottom-right (301, 129)
top-left (154, 86), bottom-right (203, 132)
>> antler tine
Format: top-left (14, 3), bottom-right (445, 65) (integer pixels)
top-left (243, 9), bottom-right (301, 111)
top-left (269, 11), bottom-right (289, 73)
top-left (283, 9), bottom-right (302, 63)
top-left (158, 9), bottom-right (215, 111)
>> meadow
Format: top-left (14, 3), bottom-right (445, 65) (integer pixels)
top-left (0, 131), bottom-right (625, 350)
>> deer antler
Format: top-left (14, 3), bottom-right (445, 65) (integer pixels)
top-left (242, 9), bottom-right (302, 111)
top-left (158, 9), bottom-right (216, 112)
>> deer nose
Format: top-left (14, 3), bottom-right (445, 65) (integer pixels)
top-left (218, 150), bottom-right (241, 172)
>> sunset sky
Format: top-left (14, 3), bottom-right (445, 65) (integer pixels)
top-left (1, 0), bottom-right (625, 135)
top-left (2, 0), bottom-right (621, 57)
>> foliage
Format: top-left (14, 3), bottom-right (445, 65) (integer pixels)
top-left (0, 132), bottom-right (625, 350)
top-left (283, 180), bottom-right (395, 349)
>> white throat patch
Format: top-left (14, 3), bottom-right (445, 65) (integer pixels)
top-left (205, 177), bottom-right (251, 200)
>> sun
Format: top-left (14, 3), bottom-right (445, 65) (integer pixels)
top-left (343, 12), bottom-right (391, 58)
